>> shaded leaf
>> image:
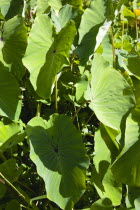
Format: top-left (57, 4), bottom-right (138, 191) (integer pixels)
top-left (26, 114), bottom-right (89, 210)
top-left (0, 159), bottom-right (22, 183)
top-left (0, 62), bottom-right (21, 120)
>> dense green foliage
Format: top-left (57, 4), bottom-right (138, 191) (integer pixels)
top-left (0, 0), bottom-right (140, 209)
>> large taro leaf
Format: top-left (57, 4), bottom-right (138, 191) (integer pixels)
top-left (0, 0), bottom-right (23, 20)
top-left (22, 14), bottom-right (54, 90)
top-left (26, 114), bottom-right (89, 210)
top-left (111, 111), bottom-right (140, 186)
top-left (84, 53), bottom-right (135, 130)
top-left (2, 15), bottom-right (27, 80)
top-left (0, 62), bottom-right (21, 120)
top-left (75, 0), bottom-right (109, 64)
top-left (36, 21), bottom-right (76, 99)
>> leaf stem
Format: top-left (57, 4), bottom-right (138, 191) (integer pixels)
top-left (122, 13), bottom-right (124, 46)
top-left (0, 172), bottom-right (26, 201)
top-left (55, 75), bottom-right (58, 112)
top-left (136, 20), bottom-right (139, 40)
top-left (72, 100), bottom-right (90, 121)
top-left (36, 102), bottom-right (42, 117)
top-left (110, 26), bottom-right (116, 69)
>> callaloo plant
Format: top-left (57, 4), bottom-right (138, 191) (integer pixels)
top-left (0, 0), bottom-right (140, 210)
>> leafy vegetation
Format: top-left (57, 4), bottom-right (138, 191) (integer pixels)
top-left (0, 0), bottom-right (140, 209)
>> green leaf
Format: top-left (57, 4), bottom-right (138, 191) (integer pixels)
top-left (134, 198), bottom-right (140, 210)
top-left (36, 21), bottom-right (76, 99)
top-left (0, 0), bottom-right (23, 20)
top-left (93, 128), bottom-right (122, 206)
top-left (62, 0), bottom-right (82, 7)
top-left (23, 14), bottom-right (54, 90)
top-left (76, 74), bottom-right (88, 103)
top-left (76, 0), bottom-right (108, 64)
top-left (100, 33), bottom-right (113, 65)
top-left (0, 62), bottom-right (21, 120)
top-left (0, 159), bottom-right (22, 183)
top-left (36, 0), bottom-right (49, 15)
top-left (127, 55), bottom-right (140, 78)
top-left (126, 186), bottom-right (140, 209)
top-left (100, 124), bottom-right (120, 160)
top-left (111, 111), bottom-right (140, 186)
top-left (51, 4), bottom-right (74, 31)
top-left (0, 122), bottom-right (20, 147)
top-left (2, 15), bottom-right (27, 80)
top-left (26, 114), bottom-right (89, 210)
top-left (5, 200), bottom-right (21, 210)
top-left (0, 182), bottom-right (6, 199)
top-left (0, 122), bottom-right (25, 152)
top-left (48, 0), bottom-right (62, 12)
top-left (90, 198), bottom-right (113, 210)
top-left (84, 53), bottom-right (135, 130)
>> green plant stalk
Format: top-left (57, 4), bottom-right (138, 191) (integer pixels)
top-left (110, 26), bottom-right (116, 69)
top-left (72, 100), bottom-right (90, 121)
top-left (55, 75), bottom-right (58, 112)
top-left (136, 20), bottom-right (139, 40)
top-left (17, 180), bottom-right (37, 196)
top-left (74, 104), bottom-right (80, 130)
top-left (0, 172), bottom-right (26, 201)
top-left (36, 102), bottom-right (42, 117)
top-left (122, 14), bottom-right (124, 46)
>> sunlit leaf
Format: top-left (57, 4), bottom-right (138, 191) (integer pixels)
top-left (85, 53), bottom-right (135, 130)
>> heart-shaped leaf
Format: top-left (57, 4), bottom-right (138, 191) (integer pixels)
top-left (85, 53), bottom-right (135, 130)
top-left (26, 114), bottom-right (89, 210)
